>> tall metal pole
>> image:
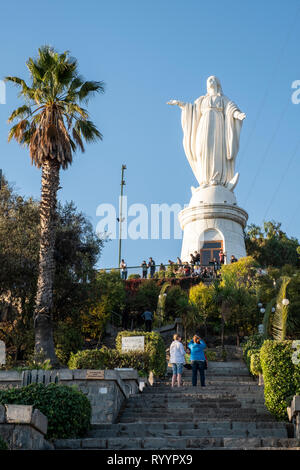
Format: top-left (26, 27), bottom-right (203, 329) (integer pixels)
top-left (118, 164), bottom-right (126, 269)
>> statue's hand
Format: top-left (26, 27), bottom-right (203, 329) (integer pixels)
top-left (235, 112), bottom-right (246, 121)
top-left (167, 100), bottom-right (184, 108)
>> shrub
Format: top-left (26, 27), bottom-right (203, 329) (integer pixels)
top-left (246, 348), bottom-right (257, 372)
top-left (128, 274), bottom-right (141, 280)
top-left (205, 350), bottom-right (217, 361)
top-left (260, 340), bottom-right (300, 421)
top-left (0, 383), bottom-right (91, 440)
top-left (241, 334), bottom-right (265, 371)
top-left (68, 347), bottom-right (151, 376)
top-left (250, 350), bottom-right (262, 376)
top-left (116, 331), bottom-right (166, 376)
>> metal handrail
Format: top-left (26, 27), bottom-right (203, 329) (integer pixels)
top-left (99, 263), bottom-right (219, 272)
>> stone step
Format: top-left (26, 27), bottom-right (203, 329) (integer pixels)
top-left (126, 398), bottom-right (266, 407)
top-left (91, 421), bottom-right (288, 432)
top-left (54, 436), bottom-right (300, 450)
top-left (125, 401), bottom-right (243, 409)
top-left (88, 425), bottom-right (287, 439)
top-left (119, 413), bottom-right (273, 423)
top-left (120, 408), bottom-right (270, 417)
top-left (184, 371), bottom-right (251, 377)
top-left (151, 379), bottom-right (257, 385)
top-left (130, 391), bottom-right (265, 399)
top-left (142, 387), bottom-right (263, 394)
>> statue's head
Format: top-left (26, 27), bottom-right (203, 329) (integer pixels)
top-left (206, 76), bottom-right (223, 95)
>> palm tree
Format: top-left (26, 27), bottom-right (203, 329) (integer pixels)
top-left (6, 46), bottom-right (104, 364)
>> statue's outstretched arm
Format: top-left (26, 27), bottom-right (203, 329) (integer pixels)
top-left (167, 100), bottom-right (185, 109)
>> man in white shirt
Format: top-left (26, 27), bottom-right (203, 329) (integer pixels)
top-left (120, 259), bottom-right (127, 280)
top-left (169, 334), bottom-right (186, 387)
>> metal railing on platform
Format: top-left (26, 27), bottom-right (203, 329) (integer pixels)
top-left (98, 263), bottom-right (220, 281)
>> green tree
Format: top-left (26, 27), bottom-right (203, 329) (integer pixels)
top-left (129, 280), bottom-right (160, 326)
top-left (6, 46), bottom-right (104, 364)
top-left (212, 279), bottom-right (235, 351)
top-left (81, 270), bottom-right (126, 343)
top-left (245, 221), bottom-right (300, 268)
top-left (229, 286), bottom-right (258, 345)
top-left (189, 283), bottom-right (215, 337)
top-left (0, 180), bottom-right (104, 363)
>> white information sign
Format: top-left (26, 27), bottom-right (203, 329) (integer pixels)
top-left (122, 336), bottom-right (145, 352)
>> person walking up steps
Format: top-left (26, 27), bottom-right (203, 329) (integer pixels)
top-left (141, 309), bottom-right (153, 332)
top-left (169, 334), bottom-right (186, 388)
top-left (188, 335), bottom-right (207, 387)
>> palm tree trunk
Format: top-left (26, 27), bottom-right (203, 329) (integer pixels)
top-left (33, 159), bottom-right (59, 366)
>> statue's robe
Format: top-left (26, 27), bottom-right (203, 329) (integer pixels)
top-left (181, 94), bottom-right (243, 188)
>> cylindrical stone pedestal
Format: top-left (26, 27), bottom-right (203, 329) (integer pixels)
top-left (178, 185), bottom-right (248, 264)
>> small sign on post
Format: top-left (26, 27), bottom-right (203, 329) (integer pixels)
top-left (0, 341), bottom-right (5, 366)
top-left (122, 336), bottom-right (145, 352)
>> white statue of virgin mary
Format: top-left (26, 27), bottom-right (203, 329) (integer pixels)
top-left (168, 76), bottom-right (246, 191)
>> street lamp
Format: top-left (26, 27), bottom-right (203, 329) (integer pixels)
top-left (118, 164), bottom-right (127, 270)
top-left (282, 298), bottom-right (290, 306)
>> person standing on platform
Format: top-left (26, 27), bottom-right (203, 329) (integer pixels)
top-left (120, 259), bottom-right (127, 280)
top-left (141, 260), bottom-right (148, 279)
top-left (219, 250), bottom-right (226, 265)
top-left (148, 257), bottom-right (156, 278)
top-left (194, 251), bottom-right (201, 266)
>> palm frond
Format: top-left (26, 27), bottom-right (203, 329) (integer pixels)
top-left (272, 276), bottom-right (291, 341)
top-left (8, 105), bottom-right (32, 123)
top-left (61, 102), bottom-right (88, 120)
top-left (78, 81), bottom-right (105, 101)
top-left (75, 119), bottom-right (103, 142)
top-left (5, 76), bottom-right (29, 88)
top-left (262, 297), bottom-right (276, 338)
top-left (8, 119), bottom-right (31, 144)
top-left (72, 128), bottom-right (85, 152)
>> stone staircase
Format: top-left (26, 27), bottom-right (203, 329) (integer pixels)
top-left (54, 361), bottom-right (300, 450)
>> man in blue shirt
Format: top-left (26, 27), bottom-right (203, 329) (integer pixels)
top-left (142, 310), bottom-right (153, 332)
top-left (188, 335), bottom-right (207, 387)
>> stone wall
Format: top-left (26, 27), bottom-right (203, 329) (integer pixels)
top-left (0, 404), bottom-right (52, 450)
top-left (0, 368), bottom-right (140, 426)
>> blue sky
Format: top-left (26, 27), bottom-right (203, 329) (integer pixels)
top-left (0, 0), bottom-right (300, 270)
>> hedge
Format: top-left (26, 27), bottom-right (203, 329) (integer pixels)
top-left (115, 331), bottom-right (166, 376)
top-left (250, 350), bottom-right (262, 376)
top-left (0, 383), bottom-right (91, 440)
top-left (241, 334), bottom-right (265, 373)
top-left (260, 340), bottom-right (300, 421)
top-left (68, 347), bottom-right (151, 376)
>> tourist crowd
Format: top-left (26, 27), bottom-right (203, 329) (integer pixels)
top-left (119, 251), bottom-right (238, 280)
